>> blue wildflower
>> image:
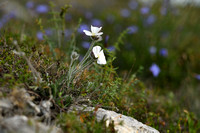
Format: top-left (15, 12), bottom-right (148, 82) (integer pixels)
top-left (104, 35), bottom-right (111, 49)
top-left (120, 9), bottom-right (131, 18)
top-left (105, 35), bottom-right (109, 43)
top-left (160, 7), bottom-right (167, 16)
top-left (78, 24), bottom-right (89, 33)
top-left (4, 13), bottom-right (14, 21)
top-left (0, 18), bottom-right (6, 29)
top-left (35, 5), bottom-right (49, 14)
top-left (8, 12), bottom-right (16, 19)
top-left (128, 0), bottom-right (138, 10)
top-left (104, 35), bottom-right (109, 47)
top-left (140, 7), bottom-right (150, 15)
top-left (26, 1), bottom-right (34, 9)
top-left (36, 31), bottom-right (44, 40)
top-left (0, 13), bottom-right (15, 29)
top-left (91, 19), bottom-right (102, 27)
top-left (107, 46), bottom-right (115, 52)
top-left (85, 11), bottom-right (93, 19)
top-left (195, 75), bottom-right (200, 80)
top-left (150, 63), bottom-right (160, 77)
top-left (0, 22), bottom-right (3, 29)
top-left (149, 46), bottom-right (157, 55)
top-left (1, 17), bottom-right (8, 24)
top-left (64, 29), bottom-right (72, 37)
top-left (159, 48), bottom-right (168, 57)
top-left (127, 25), bottom-right (138, 34)
top-left (81, 41), bottom-right (90, 49)
top-left (161, 0), bottom-right (170, 15)
top-left (146, 14), bottom-right (156, 25)
top-left (45, 29), bottom-right (53, 36)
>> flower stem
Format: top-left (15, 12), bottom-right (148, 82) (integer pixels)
top-left (66, 40), bottom-right (96, 88)
top-left (79, 41), bottom-right (95, 67)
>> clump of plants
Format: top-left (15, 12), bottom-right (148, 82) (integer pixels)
top-left (1, 1), bottom-right (200, 133)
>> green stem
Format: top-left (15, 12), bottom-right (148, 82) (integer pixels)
top-left (66, 40), bottom-right (96, 88)
top-left (72, 59), bottom-right (93, 75)
top-left (79, 41), bottom-right (95, 67)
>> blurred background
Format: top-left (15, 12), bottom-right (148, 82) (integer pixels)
top-left (1, 0), bottom-right (200, 118)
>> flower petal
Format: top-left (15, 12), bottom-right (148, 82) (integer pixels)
top-left (91, 25), bottom-right (102, 34)
top-left (96, 32), bottom-right (103, 36)
top-left (83, 30), bottom-right (92, 36)
top-left (97, 50), bottom-right (106, 65)
top-left (96, 36), bottom-right (102, 41)
top-left (92, 46), bottom-right (101, 58)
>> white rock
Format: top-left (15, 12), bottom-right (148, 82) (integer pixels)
top-left (0, 98), bottom-right (13, 109)
top-left (0, 115), bottom-right (62, 133)
top-left (69, 105), bottom-right (160, 133)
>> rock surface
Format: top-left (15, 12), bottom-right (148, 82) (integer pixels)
top-left (69, 105), bottom-right (160, 133)
top-left (0, 115), bottom-right (62, 133)
top-left (0, 89), bottom-right (60, 133)
top-left (0, 88), bottom-right (159, 133)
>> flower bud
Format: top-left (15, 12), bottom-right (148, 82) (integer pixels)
top-left (71, 51), bottom-right (79, 61)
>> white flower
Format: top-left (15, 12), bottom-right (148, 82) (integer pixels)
top-left (92, 46), bottom-right (106, 65)
top-left (83, 25), bottom-right (103, 37)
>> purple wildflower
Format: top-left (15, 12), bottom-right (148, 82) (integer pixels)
top-left (91, 19), bottom-right (102, 27)
top-left (107, 46), bottom-right (115, 52)
top-left (45, 29), bottom-right (53, 36)
top-left (0, 22), bottom-right (3, 29)
top-left (104, 35), bottom-right (109, 45)
top-left (36, 31), bottom-right (44, 40)
top-left (149, 46), bottom-right (157, 55)
top-left (64, 29), bottom-right (72, 37)
top-left (81, 41), bottom-right (90, 49)
top-left (146, 14), bottom-right (156, 25)
top-left (35, 5), bottom-right (49, 14)
top-left (128, 0), bottom-right (138, 10)
top-left (160, 7), bottom-right (167, 16)
top-left (127, 25), bottom-right (138, 34)
top-left (85, 11), bottom-right (93, 19)
top-left (140, 7), bottom-right (150, 15)
top-left (159, 48), bottom-right (168, 57)
top-left (161, 0), bottom-right (170, 15)
top-left (0, 13), bottom-right (15, 29)
top-left (8, 12), bottom-right (16, 19)
top-left (26, 1), bottom-right (34, 9)
top-left (120, 9), bottom-right (131, 18)
top-left (150, 63), bottom-right (160, 77)
top-left (78, 24), bottom-right (89, 33)
top-left (195, 75), bottom-right (200, 80)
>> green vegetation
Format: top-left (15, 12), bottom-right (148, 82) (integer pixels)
top-left (1, 0), bottom-right (200, 132)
